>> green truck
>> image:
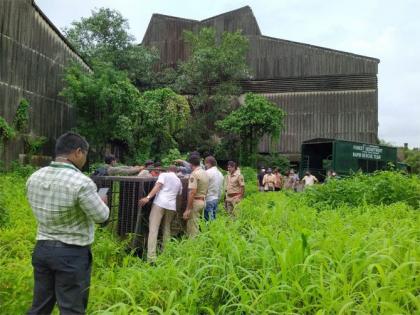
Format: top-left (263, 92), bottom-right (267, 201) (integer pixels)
top-left (299, 138), bottom-right (404, 181)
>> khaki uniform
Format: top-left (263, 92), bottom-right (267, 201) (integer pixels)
top-left (224, 170), bottom-right (245, 215)
top-left (263, 173), bottom-right (276, 191)
top-left (186, 168), bottom-right (209, 237)
top-left (147, 204), bottom-right (176, 262)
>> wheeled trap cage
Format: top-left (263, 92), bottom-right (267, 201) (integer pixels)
top-left (92, 176), bottom-right (189, 256)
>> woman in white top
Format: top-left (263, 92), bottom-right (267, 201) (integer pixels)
top-left (139, 165), bottom-right (182, 263)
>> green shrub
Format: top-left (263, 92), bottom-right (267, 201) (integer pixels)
top-left (0, 116), bottom-right (16, 143)
top-left (161, 148), bottom-right (186, 167)
top-left (0, 185), bottom-right (9, 228)
top-left (10, 161), bottom-right (37, 178)
top-left (13, 99), bottom-right (30, 133)
top-left (23, 134), bottom-right (47, 155)
top-left (302, 171), bottom-right (420, 209)
top-left (255, 153), bottom-right (290, 172)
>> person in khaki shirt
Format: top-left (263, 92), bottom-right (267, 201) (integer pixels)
top-left (183, 155), bottom-right (209, 237)
top-left (224, 161), bottom-right (245, 215)
top-left (262, 168), bottom-right (276, 192)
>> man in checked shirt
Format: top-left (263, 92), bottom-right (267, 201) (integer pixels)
top-left (26, 132), bottom-right (109, 315)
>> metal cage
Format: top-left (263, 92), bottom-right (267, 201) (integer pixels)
top-left (92, 176), bottom-right (189, 256)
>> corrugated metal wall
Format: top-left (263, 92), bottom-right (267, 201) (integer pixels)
top-left (200, 6), bottom-right (261, 36)
top-left (0, 0), bottom-right (88, 165)
top-left (142, 6), bottom-right (380, 160)
top-left (257, 90), bottom-right (378, 157)
top-left (246, 36), bottom-right (378, 79)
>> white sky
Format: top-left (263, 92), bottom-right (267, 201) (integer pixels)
top-left (36, 0), bottom-right (420, 148)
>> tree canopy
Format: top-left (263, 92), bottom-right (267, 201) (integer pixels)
top-left (61, 9), bottom-right (288, 166)
top-left (173, 27), bottom-right (249, 153)
top-left (60, 63), bottom-right (189, 162)
top-left (217, 93), bottom-right (286, 165)
top-left (63, 7), bottom-right (158, 88)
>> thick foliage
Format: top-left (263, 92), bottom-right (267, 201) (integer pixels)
top-left (403, 148), bottom-right (420, 174)
top-left (302, 171), bottom-right (420, 209)
top-left (61, 63), bottom-right (142, 156)
top-left (63, 7), bottom-right (158, 88)
top-left (134, 88), bottom-right (190, 161)
top-left (217, 93), bottom-right (286, 165)
top-left (256, 153), bottom-right (290, 172)
top-left (0, 117), bottom-right (16, 143)
top-left (0, 177), bottom-right (10, 228)
top-left (175, 27), bottom-right (249, 153)
top-left (61, 64), bottom-right (189, 162)
top-left (13, 99), bottom-right (30, 133)
top-left (1, 170), bottom-right (419, 314)
top-left (160, 149), bottom-right (186, 167)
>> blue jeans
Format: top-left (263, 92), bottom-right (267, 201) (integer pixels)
top-left (28, 241), bottom-right (92, 315)
top-left (204, 199), bottom-right (219, 221)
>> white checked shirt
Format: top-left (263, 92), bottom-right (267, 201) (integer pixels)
top-left (205, 166), bottom-right (224, 202)
top-left (26, 162), bottom-right (109, 246)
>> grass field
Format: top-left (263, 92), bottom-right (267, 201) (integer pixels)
top-left (0, 170), bottom-right (419, 314)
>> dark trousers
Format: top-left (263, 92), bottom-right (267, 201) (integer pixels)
top-left (27, 241), bottom-right (92, 315)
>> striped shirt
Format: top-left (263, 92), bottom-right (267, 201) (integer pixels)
top-left (26, 162), bottom-right (109, 246)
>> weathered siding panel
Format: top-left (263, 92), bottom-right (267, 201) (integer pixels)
top-left (200, 6), bottom-right (261, 36)
top-left (246, 36), bottom-right (378, 79)
top-left (0, 0), bottom-right (88, 165)
top-left (141, 6), bottom-right (379, 160)
top-left (257, 90), bottom-right (378, 156)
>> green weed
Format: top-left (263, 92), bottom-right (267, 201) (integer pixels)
top-left (0, 171), bottom-right (419, 314)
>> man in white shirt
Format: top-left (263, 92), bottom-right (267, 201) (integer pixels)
top-left (139, 165), bottom-right (182, 262)
top-left (204, 156), bottom-right (224, 221)
top-left (302, 171), bottom-right (318, 187)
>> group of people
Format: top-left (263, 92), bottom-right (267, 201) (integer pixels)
top-left (258, 167), bottom-right (339, 192)
top-left (258, 167), bottom-right (320, 192)
top-left (24, 131), bottom-right (247, 314)
top-left (138, 155), bottom-right (245, 263)
top-left (99, 153), bottom-right (246, 262)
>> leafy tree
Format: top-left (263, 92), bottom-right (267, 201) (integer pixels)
top-left (131, 88), bottom-right (190, 161)
top-left (63, 8), bottom-right (158, 88)
top-left (174, 27), bottom-right (249, 152)
top-left (60, 63), bottom-right (142, 158)
top-left (217, 93), bottom-right (286, 165)
top-left (61, 64), bottom-right (189, 162)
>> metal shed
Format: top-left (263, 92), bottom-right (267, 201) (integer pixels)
top-left (142, 6), bottom-right (380, 162)
top-left (0, 0), bottom-right (90, 166)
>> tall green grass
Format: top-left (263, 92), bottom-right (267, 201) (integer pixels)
top-left (0, 171), bottom-right (419, 314)
top-left (302, 171), bottom-right (420, 209)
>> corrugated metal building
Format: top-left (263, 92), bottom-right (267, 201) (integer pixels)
top-left (142, 6), bottom-right (380, 161)
top-left (0, 0), bottom-right (89, 165)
